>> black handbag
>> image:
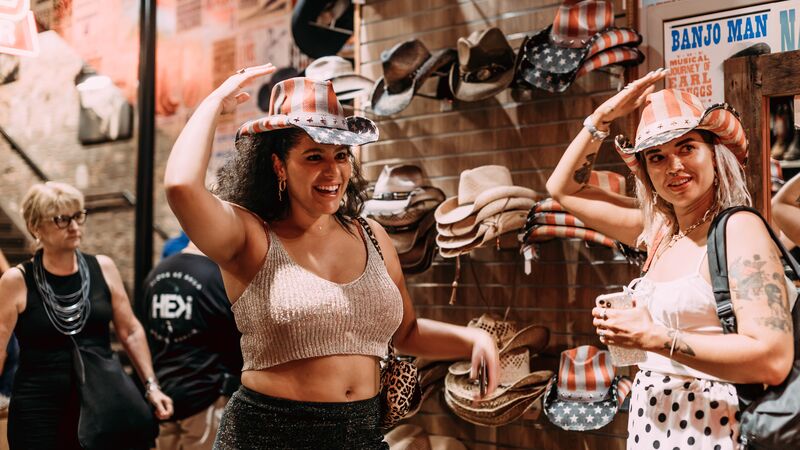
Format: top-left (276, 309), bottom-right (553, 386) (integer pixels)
top-left (707, 206), bottom-right (800, 449)
top-left (70, 339), bottom-right (156, 450)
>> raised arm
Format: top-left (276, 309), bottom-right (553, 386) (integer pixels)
top-left (164, 64), bottom-right (275, 266)
top-left (546, 69), bottom-right (669, 246)
top-left (772, 172), bottom-right (800, 246)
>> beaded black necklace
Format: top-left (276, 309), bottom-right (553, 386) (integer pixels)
top-left (31, 249), bottom-right (91, 336)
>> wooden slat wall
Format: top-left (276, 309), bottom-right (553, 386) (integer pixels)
top-left (358, 1), bottom-right (640, 448)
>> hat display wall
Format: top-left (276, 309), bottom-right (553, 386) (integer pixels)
top-left (305, 56), bottom-right (373, 101)
top-left (370, 40), bottom-right (457, 116)
top-left (291, 0), bottom-right (354, 58)
top-left (449, 27), bottom-right (515, 102)
top-left (516, 0), bottom-right (643, 93)
top-left (543, 345), bottom-right (632, 431)
top-left (614, 89), bottom-right (748, 176)
top-left (236, 77), bottom-right (379, 146)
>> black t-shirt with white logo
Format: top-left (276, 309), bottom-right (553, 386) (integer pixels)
top-left (138, 253), bottom-right (242, 420)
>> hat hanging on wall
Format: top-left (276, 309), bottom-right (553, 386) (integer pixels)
top-left (449, 27), bottom-right (515, 102)
top-left (543, 345), bottom-right (632, 431)
top-left (291, 0), bottom-right (354, 58)
top-left (516, 0), bottom-right (643, 93)
top-left (370, 39), bottom-right (457, 116)
top-left (305, 56), bottom-right (373, 101)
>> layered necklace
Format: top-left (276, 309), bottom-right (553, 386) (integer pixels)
top-left (665, 207), bottom-right (716, 250)
top-left (32, 250), bottom-right (91, 336)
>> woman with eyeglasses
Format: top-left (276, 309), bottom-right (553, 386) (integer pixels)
top-left (0, 182), bottom-right (173, 450)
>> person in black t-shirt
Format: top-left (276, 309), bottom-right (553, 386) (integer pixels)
top-left (139, 241), bottom-right (242, 450)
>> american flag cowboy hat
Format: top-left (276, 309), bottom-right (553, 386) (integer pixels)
top-left (614, 89), bottom-right (748, 176)
top-left (543, 345), bottom-right (632, 431)
top-left (515, 0), bottom-right (643, 93)
top-left (236, 77), bottom-right (379, 146)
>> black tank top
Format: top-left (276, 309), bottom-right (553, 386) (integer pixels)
top-left (15, 253), bottom-right (113, 370)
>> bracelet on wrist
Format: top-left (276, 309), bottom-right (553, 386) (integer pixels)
top-left (145, 376), bottom-right (161, 394)
top-left (583, 115), bottom-right (611, 142)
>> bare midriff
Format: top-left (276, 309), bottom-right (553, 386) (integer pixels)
top-left (241, 354), bottom-right (381, 402)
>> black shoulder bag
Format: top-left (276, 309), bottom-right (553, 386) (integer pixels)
top-left (708, 206), bottom-right (800, 449)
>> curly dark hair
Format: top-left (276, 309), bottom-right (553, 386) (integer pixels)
top-left (214, 127), bottom-right (368, 230)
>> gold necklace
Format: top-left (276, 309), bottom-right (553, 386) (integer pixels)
top-left (665, 208), bottom-right (715, 250)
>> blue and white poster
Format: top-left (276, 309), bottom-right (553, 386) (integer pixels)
top-left (664, 1), bottom-right (800, 105)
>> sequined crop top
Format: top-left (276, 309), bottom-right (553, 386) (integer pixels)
top-left (231, 221), bottom-right (404, 370)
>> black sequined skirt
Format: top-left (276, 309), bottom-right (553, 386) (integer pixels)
top-left (213, 386), bottom-right (388, 450)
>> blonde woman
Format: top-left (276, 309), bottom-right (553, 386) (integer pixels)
top-left (0, 182), bottom-right (172, 450)
top-left (547, 70), bottom-right (795, 449)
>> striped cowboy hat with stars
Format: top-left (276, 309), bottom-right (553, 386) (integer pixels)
top-left (237, 77), bottom-right (379, 146)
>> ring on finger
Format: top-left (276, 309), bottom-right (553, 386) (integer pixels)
top-left (598, 329), bottom-right (606, 337)
top-left (601, 307), bottom-right (608, 321)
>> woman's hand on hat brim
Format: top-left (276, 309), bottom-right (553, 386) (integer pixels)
top-left (210, 63), bottom-right (276, 115)
top-left (591, 68), bottom-right (670, 127)
top-left (468, 329), bottom-right (500, 399)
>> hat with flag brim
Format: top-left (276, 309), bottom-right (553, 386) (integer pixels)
top-left (542, 345), bottom-right (632, 431)
top-left (237, 78), bottom-right (379, 146)
top-left (518, 25), bottom-right (642, 93)
top-left (543, 375), bottom-right (628, 431)
top-left (522, 224), bottom-right (616, 248)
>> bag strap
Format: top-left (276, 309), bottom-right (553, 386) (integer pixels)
top-left (355, 216), bottom-right (384, 261)
top-left (707, 206), bottom-right (800, 334)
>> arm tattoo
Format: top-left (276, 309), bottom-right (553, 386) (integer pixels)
top-left (663, 329), bottom-right (696, 357)
top-left (729, 253), bottom-right (793, 334)
top-left (572, 153), bottom-right (597, 185)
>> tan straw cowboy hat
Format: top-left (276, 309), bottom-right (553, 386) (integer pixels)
top-left (435, 165), bottom-right (538, 225)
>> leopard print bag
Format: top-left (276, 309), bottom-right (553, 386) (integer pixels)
top-left (355, 217), bottom-right (422, 428)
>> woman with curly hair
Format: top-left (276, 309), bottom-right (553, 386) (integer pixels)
top-left (164, 64), bottom-right (500, 449)
top-left (547, 70), bottom-right (795, 449)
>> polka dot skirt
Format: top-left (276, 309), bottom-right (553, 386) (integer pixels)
top-left (627, 370), bottom-right (741, 450)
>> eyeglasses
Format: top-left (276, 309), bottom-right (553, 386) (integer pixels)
top-left (52, 210), bottom-right (88, 229)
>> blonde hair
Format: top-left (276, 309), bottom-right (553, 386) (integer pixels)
top-left (634, 141), bottom-right (752, 248)
top-left (21, 182), bottom-right (85, 238)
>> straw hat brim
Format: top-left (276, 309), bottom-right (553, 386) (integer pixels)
top-left (435, 186), bottom-right (538, 225)
top-left (444, 385), bottom-right (545, 427)
top-left (439, 197), bottom-right (535, 237)
top-left (444, 370), bottom-right (552, 403)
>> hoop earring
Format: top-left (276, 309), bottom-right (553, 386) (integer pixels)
top-left (278, 178), bottom-right (286, 201)
top-left (713, 173), bottom-right (719, 187)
